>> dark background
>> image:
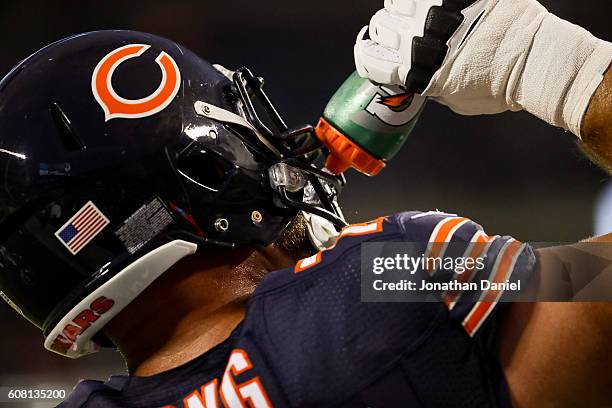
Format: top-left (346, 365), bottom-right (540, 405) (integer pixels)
top-left (0, 1), bottom-right (610, 405)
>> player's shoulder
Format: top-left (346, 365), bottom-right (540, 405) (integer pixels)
top-left (243, 211), bottom-right (452, 406)
top-left (392, 210), bottom-right (486, 242)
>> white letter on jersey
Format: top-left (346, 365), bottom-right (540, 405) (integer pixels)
top-left (220, 349), bottom-right (271, 408)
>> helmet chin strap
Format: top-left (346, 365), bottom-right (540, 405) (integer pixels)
top-left (302, 211), bottom-right (340, 251)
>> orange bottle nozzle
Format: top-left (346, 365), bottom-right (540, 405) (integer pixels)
top-left (314, 117), bottom-right (386, 177)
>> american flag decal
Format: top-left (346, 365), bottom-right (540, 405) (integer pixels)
top-left (55, 201), bottom-right (110, 255)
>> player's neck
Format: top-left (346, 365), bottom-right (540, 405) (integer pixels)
top-left (103, 243), bottom-right (303, 377)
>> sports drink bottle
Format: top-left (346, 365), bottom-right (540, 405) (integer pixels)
top-left (315, 72), bottom-right (426, 176)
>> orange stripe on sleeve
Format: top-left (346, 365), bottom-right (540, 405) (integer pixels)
top-left (425, 217), bottom-right (469, 274)
top-left (444, 232), bottom-right (498, 309)
top-left (462, 239), bottom-right (524, 336)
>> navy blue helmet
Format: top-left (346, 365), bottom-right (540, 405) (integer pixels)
top-left (0, 30), bottom-right (345, 358)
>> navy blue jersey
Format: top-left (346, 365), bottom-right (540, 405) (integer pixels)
top-left (58, 211), bottom-right (536, 408)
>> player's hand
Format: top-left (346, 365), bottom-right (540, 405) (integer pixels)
top-left (354, 0), bottom-right (548, 116)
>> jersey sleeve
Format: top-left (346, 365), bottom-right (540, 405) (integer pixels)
top-left (394, 211), bottom-right (537, 336)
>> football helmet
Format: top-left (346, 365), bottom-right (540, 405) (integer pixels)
top-left (0, 30), bottom-right (345, 358)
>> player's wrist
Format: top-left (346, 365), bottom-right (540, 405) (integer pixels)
top-left (515, 12), bottom-right (612, 138)
top-left (565, 40), bottom-right (612, 138)
top-left (423, 0), bottom-right (549, 114)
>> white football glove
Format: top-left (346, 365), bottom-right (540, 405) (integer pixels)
top-left (355, 0), bottom-right (612, 137)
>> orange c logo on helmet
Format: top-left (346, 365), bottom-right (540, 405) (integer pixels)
top-left (92, 44), bottom-right (181, 121)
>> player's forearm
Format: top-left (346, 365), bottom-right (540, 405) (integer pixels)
top-left (529, 236), bottom-right (612, 301)
top-left (581, 66), bottom-right (612, 173)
